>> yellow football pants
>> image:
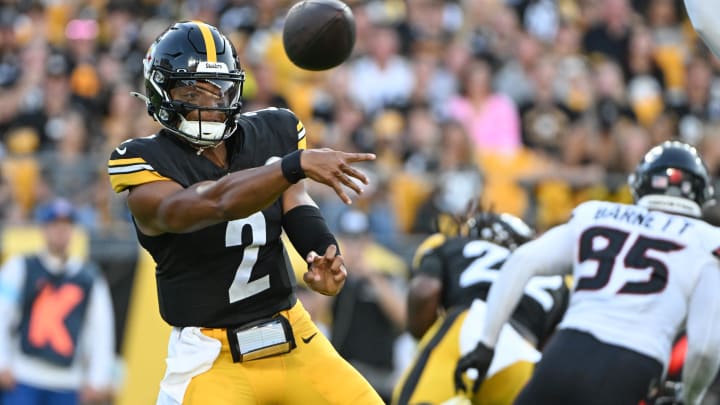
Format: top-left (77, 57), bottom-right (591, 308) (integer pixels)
top-left (184, 301), bottom-right (384, 404)
top-left (392, 308), bottom-right (534, 405)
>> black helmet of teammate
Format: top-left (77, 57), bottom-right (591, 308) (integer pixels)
top-left (467, 212), bottom-right (535, 251)
top-left (629, 141), bottom-right (715, 217)
top-left (142, 21), bottom-right (245, 147)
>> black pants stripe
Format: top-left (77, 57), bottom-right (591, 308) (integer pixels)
top-left (514, 328), bottom-right (663, 405)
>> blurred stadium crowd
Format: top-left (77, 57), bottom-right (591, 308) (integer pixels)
top-left (2, 0), bottom-right (720, 403)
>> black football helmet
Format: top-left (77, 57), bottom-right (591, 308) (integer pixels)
top-left (467, 212), bottom-right (535, 251)
top-left (629, 140), bottom-right (715, 217)
top-left (141, 21), bottom-right (245, 146)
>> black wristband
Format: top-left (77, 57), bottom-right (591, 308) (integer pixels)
top-left (281, 149), bottom-right (306, 184)
top-left (282, 205), bottom-right (339, 260)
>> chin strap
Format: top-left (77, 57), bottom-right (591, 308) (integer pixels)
top-left (131, 91), bottom-right (227, 155)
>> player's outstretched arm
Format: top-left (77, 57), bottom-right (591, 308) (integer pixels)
top-left (683, 263), bottom-right (720, 405)
top-left (126, 148), bottom-right (375, 235)
top-left (684, 0), bottom-right (720, 58)
top-left (128, 163), bottom-right (293, 235)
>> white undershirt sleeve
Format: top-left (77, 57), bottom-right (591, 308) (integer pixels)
top-left (479, 223), bottom-right (575, 347)
top-left (683, 262), bottom-right (720, 405)
top-left (684, 0), bottom-right (720, 58)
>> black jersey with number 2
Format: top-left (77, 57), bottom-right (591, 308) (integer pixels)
top-left (108, 108), bottom-right (307, 328)
top-left (417, 235), bottom-right (568, 345)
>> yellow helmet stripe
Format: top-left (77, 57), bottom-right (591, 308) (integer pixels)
top-left (194, 21), bottom-right (217, 62)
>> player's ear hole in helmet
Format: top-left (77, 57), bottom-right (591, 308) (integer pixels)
top-left (628, 140), bottom-right (715, 217)
top-left (466, 211), bottom-right (536, 251)
top-left (141, 21), bottom-right (245, 147)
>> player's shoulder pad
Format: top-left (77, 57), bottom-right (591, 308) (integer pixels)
top-left (568, 200), bottom-right (608, 224)
top-left (241, 107), bottom-right (306, 150)
top-left (412, 233), bottom-right (446, 270)
top-left (107, 135), bottom-right (171, 193)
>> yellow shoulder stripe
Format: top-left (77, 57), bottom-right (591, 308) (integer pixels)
top-left (412, 233), bottom-right (446, 270)
top-left (297, 120), bottom-right (306, 150)
top-left (110, 171), bottom-right (171, 193)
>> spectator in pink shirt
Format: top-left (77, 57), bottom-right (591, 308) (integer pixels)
top-left (447, 57), bottom-right (522, 155)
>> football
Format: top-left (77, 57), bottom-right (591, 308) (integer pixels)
top-left (282, 0), bottom-right (356, 71)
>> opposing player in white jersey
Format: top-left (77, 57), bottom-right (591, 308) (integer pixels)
top-left (454, 141), bottom-right (720, 405)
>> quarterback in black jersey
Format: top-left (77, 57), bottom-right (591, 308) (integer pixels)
top-left (107, 21), bottom-right (382, 405)
top-left (391, 211), bottom-right (568, 405)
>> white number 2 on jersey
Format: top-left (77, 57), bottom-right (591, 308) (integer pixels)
top-left (225, 212), bottom-right (270, 303)
top-left (459, 240), bottom-right (562, 311)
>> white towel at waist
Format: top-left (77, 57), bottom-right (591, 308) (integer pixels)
top-left (157, 327), bottom-right (222, 405)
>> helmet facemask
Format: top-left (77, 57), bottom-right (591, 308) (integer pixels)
top-left (150, 70), bottom-right (244, 147)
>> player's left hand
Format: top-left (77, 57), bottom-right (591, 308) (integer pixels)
top-left (454, 341), bottom-right (495, 394)
top-left (304, 244), bottom-right (347, 296)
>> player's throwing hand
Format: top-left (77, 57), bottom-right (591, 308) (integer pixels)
top-left (301, 148), bottom-right (376, 204)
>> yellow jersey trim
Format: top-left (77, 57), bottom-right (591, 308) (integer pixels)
top-left (412, 233), bottom-right (446, 270)
top-left (110, 171), bottom-right (171, 193)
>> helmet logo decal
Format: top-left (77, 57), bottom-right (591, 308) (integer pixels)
top-left (143, 43), bottom-right (156, 78)
top-left (651, 175), bottom-right (668, 189)
top-left (197, 61), bottom-right (229, 73)
top-left (193, 21), bottom-right (217, 62)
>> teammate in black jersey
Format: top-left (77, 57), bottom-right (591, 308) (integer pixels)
top-left (107, 21), bottom-right (382, 405)
top-left (391, 210), bottom-right (568, 405)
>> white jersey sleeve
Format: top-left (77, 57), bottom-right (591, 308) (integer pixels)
top-left (479, 223), bottom-right (574, 347)
top-left (559, 200), bottom-right (720, 369)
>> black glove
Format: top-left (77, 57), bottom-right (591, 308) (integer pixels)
top-left (454, 341), bottom-right (495, 394)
